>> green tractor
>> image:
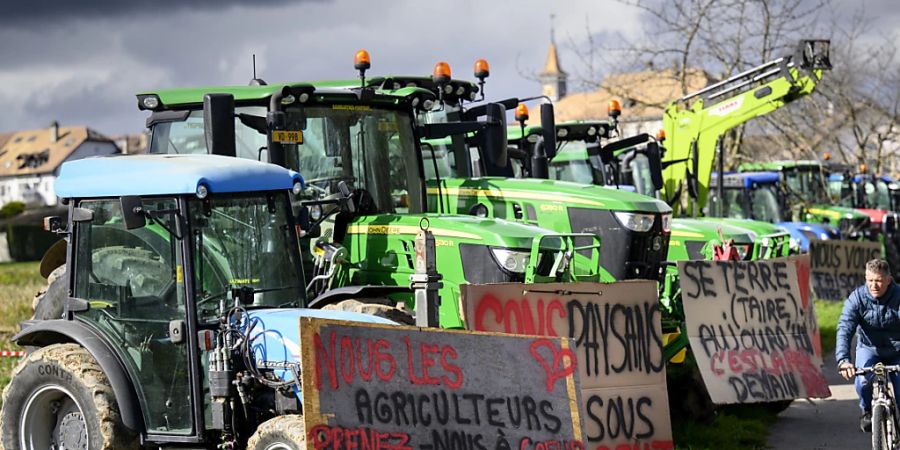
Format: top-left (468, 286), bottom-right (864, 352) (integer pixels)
top-left (3, 152), bottom-right (413, 449)
top-left (138, 68), bottom-right (598, 329)
top-left (738, 160), bottom-right (873, 239)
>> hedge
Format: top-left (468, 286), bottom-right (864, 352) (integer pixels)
top-left (6, 224), bottom-right (61, 262)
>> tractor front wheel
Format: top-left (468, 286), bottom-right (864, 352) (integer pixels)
top-left (0, 343), bottom-right (137, 450)
top-left (247, 414), bottom-right (307, 450)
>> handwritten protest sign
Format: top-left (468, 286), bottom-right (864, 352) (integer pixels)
top-left (461, 281), bottom-right (673, 450)
top-left (787, 254), bottom-right (823, 360)
top-left (678, 259), bottom-right (831, 404)
top-left (299, 317), bottom-right (584, 450)
top-left (809, 240), bottom-right (882, 302)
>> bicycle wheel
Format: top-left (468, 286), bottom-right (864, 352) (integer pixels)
top-left (873, 404), bottom-right (888, 450)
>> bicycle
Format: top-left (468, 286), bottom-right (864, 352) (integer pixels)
top-left (856, 363), bottom-right (900, 450)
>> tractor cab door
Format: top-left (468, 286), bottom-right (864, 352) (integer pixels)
top-left (71, 197), bottom-right (195, 436)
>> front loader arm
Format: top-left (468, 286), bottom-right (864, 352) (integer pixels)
top-left (661, 40), bottom-right (830, 215)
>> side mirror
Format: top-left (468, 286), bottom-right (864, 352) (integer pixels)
top-left (484, 103), bottom-right (508, 168)
top-left (540, 103), bottom-right (557, 160)
top-left (646, 142), bottom-right (664, 191)
top-left (120, 196), bottom-right (147, 230)
top-left (203, 93), bottom-right (236, 157)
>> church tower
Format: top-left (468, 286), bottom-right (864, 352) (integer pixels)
top-left (540, 17), bottom-right (568, 101)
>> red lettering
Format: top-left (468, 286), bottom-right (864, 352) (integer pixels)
top-left (375, 339), bottom-right (396, 382)
top-left (404, 336), bottom-right (427, 385)
top-left (547, 299), bottom-right (565, 336)
top-left (529, 339), bottom-right (577, 393)
top-left (307, 425), bottom-right (412, 450)
top-left (420, 343), bottom-right (441, 385)
top-left (441, 346), bottom-right (463, 389)
top-left (314, 331), bottom-right (339, 390)
top-left (709, 351), bottom-right (725, 376)
top-left (340, 336), bottom-right (355, 385)
top-left (474, 294), bottom-right (503, 331)
top-left (356, 338), bottom-right (374, 382)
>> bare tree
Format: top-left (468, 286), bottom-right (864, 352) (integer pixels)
top-left (565, 0), bottom-right (830, 166)
top-left (753, 8), bottom-right (900, 174)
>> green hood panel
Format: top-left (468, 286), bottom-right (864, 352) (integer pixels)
top-left (671, 218), bottom-right (754, 244)
top-left (348, 214), bottom-right (558, 249)
top-left (806, 205), bottom-right (869, 221)
top-left (431, 177), bottom-right (672, 213)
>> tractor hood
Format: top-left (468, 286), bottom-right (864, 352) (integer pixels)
top-left (433, 177), bottom-right (672, 213)
top-left (671, 218), bottom-right (754, 244)
top-left (348, 214), bottom-right (566, 250)
top-left (246, 308), bottom-right (396, 383)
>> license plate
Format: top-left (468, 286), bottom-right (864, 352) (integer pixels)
top-left (272, 130), bottom-right (303, 144)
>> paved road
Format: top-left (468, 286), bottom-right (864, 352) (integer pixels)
top-left (767, 355), bottom-right (869, 450)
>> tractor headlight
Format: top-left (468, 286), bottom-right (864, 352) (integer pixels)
top-left (196, 184), bottom-right (209, 199)
top-left (613, 212), bottom-right (655, 232)
top-left (489, 248), bottom-right (532, 274)
top-left (292, 181), bottom-right (303, 195)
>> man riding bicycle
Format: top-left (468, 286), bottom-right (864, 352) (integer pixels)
top-left (838, 259), bottom-right (900, 432)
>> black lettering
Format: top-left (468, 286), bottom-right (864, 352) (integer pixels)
top-left (539, 400), bottom-right (561, 433)
top-left (355, 389), bottom-right (372, 424)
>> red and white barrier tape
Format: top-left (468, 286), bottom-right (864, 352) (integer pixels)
top-left (0, 351), bottom-right (25, 358)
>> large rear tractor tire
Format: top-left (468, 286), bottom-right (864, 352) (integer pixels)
top-left (0, 343), bottom-right (138, 450)
top-left (31, 266), bottom-right (67, 321)
top-left (321, 298), bottom-right (415, 325)
top-left (247, 414), bottom-right (306, 450)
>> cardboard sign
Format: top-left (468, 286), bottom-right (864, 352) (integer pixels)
top-left (461, 281), bottom-right (673, 450)
top-left (678, 260), bottom-right (831, 404)
top-left (809, 240), bottom-right (882, 302)
top-left (299, 318), bottom-right (584, 450)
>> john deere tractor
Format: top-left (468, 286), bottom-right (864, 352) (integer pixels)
top-left (138, 56), bottom-right (598, 329)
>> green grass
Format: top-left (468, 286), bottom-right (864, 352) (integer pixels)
top-left (816, 299), bottom-right (843, 356)
top-left (674, 404), bottom-right (777, 450)
top-left (0, 261), bottom-right (43, 391)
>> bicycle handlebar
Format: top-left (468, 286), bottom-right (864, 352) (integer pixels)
top-left (854, 364), bottom-right (900, 376)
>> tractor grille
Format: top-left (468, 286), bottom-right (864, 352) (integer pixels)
top-left (839, 216), bottom-right (872, 240)
top-left (567, 208), bottom-right (669, 281)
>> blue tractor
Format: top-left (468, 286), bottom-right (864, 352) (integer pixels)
top-left (0, 153), bottom-right (409, 450)
top-left (708, 171), bottom-right (839, 252)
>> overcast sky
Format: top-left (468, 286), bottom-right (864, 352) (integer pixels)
top-left (0, 0), bottom-right (897, 137)
top-left (0, 0), bottom-right (647, 136)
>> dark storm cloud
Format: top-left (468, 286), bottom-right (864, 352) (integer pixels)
top-left (0, 0), bottom-right (324, 26)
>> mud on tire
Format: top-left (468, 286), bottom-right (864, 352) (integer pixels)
top-left (247, 414), bottom-right (306, 450)
top-left (322, 298), bottom-right (415, 325)
top-left (0, 343), bottom-right (138, 450)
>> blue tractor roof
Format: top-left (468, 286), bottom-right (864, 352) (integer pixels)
top-left (56, 154), bottom-right (304, 199)
top-left (710, 171), bottom-right (780, 188)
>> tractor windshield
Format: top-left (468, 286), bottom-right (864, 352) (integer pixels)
top-left (549, 142), bottom-right (603, 185)
top-left (749, 184), bottom-right (783, 222)
top-left (864, 179), bottom-right (891, 210)
top-left (784, 167), bottom-right (830, 205)
top-left (286, 105), bottom-right (418, 214)
top-left (190, 192), bottom-right (303, 318)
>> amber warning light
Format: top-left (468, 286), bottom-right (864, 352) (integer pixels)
top-left (432, 61), bottom-right (452, 84)
top-left (354, 49), bottom-right (371, 71)
top-left (474, 59), bottom-right (490, 80)
top-left (656, 129), bottom-right (666, 141)
top-left (608, 99), bottom-right (622, 118)
top-left (515, 104), bottom-right (529, 122)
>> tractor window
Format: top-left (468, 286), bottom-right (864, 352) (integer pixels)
top-left (866, 179), bottom-right (891, 210)
top-left (749, 185), bottom-right (783, 222)
top-left (149, 107), bottom-right (268, 161)
top-left (288, 105), bottom-right (420, 214)
top-left (72, 197), bottom-right (194, 435)
top-left (190, 192), bottom-right (304, 321)
top-left (708, 188), bottom-right (747, 218)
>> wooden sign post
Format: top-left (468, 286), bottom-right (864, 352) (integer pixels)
top-left (678, 259), bottom-right (831, 404)
top-left (809, 240), bottom-right (882, 302)
top-left (300, 318), bottom-right (585, 450)
top-left (461, 281), bottom-right (673, 450)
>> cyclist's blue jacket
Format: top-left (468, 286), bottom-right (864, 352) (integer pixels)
top-left (836, 282), bottom-right (900, 365)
